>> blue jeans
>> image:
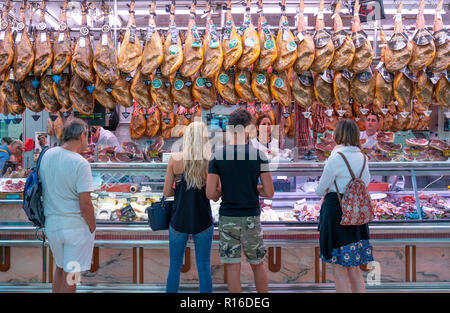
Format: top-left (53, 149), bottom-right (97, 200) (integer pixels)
top-left (166, 225), bottom-right (214, 293)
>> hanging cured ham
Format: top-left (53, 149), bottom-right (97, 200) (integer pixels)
top-left (408, 0), bottom-right (435, 72)
top-left (200, 0), bottom-right (222, 79)
top-left (310, 0), bottom-right (334, 74)
top-left (384, 2), bottom-right (412, 73)
top-left (53, 72), bottom-right (71, 110)
top-left (1, 80), bottom-right (26, 114)
top-left (69, 73), bottom-right (94, 114)
top-left (52, 0), bottom-right (71, 75)
top-left (151, 68), bottom-right (173, 113)
top-left (172, 72), bottom-right (196, 109)
top-left (33, 1), bottom-right (53, 77)
top-left (374, 29), bottom-right (394, 106)
top-left (273, 0), bottom-right (297, 72)
top-left (251, 71), bottom-right (272, 105)
top-left (72, 1), bottom-right (95, 84)
top-left (39, 74), bottom-right (61, 113)
top-left (270, 70), bottom-right (291, 107)
top-left (171, 106), bottom-right (191, 138)
top-left (314, 70), bottom-right (334, 107)
top-left (111, 74), bottom-right (133, 108)
top-left (0, 1), bottom-right (13, 75)
top-left (351, 68), bottom-right (375, 106)
top-left (292, 70), bottom-right (315, 110)
top-left (235, 68), bottom-right (254, 103)
top-left (145, 106), bottom-right (161, 138)
top-left (333, 70), bottom-right (351, 108)
top-left (414, 70), bottom-right (434, 106)
top-left (13, 0), bottom-right (34, 82)
top-left (254, 0), bottom-right (277, 72)
top-left (130, 108), bottom-right (147, 140)
top-left (435, 74), bottom-right (449, 108)
top-left (348, 0), bottom-right (373, 74)
top-left (293, 0), bottom-right (314, 74)
top-left (161, 1), bottom-right (183, 77)
top-left (192, 76), bottom-right (216, 110)
top-left (329, 0), bottom-right (355, 72)
top-left (20, 77), bottom-right (44, 112)
top-left (130, 67), bottom-right (151, 109)
top-left (93, 2), bottom-right (119, 85)
top-left (393, 72), bottom-right (413, 111)
top-left (94, 75), bottom-right (117, 110)
top-left (236, 0), bottom-right (260, 70)
top-left (159, 111), bottom-right (176, 140)
top-left (222, 0), bottom-right (242, 71)
top-left (179, 0), bottom-right (203, 78)
top-left (141, 0), bottom-right (163, 77)
top-left (215, 67), bottom-right (238, 105)
top-left (118, 1), bottom-right (142, 74)
top-left (428, 0), bottom-right (449, 73)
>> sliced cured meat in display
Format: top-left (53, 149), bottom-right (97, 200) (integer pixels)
top-left (141, 1), bottom-right (163, 77)
top-left (111, 74), bottom-right (133, 108)
top-left (39, 74), bottom-right (61, 113)
top-left (292, 70), bottom-right (314, 109)
top-left (200, 0), bottom-right (222, 79)
top-left (121, 142), bottom-right (144, 157)
top-left (314, 71), bottom-right (334, 107)
top-left (273, 0), bottom-right (296, 72)
top-left (236, 0), bottom-right (260, 70)
top-left (118, 1), bottom-right (142, 74)
top-left (329, 0), bottom-right (355, 72)
top-left (384, 2), bottom-right (412, 73)
top-left (426, 149), bottom-right (447, 161)
top-left (405, 138), bottom-right (429, 147)
top-left (221, 0), bottom-right (242, 71)
top-left (52, 72), bottom-right (71, 110)
top-left (408, 0), bottom-right (436, 72)
top-left (270, 70), bottom-right (291, 107)
top-left (215, 67), bottom-right (238, 105)
top-left (94, 75), bottom-right (116, 110)
top-left (393, 72), bottom-right (413, 110)
top-left (235, 68), bottom-right (254, 103)
top-left (0, 1), bottom-right (13, 75)
top-left (428, 0), bottom-right (449, 73)
top-left (69, 73), bottom-right (94, 115)
top-left (145, 106), bottom-right (160, 138)
top-left (93, 3), bottom-right (119, 85)
top-left (351, 68), bottom-right (375, 106)
top-left (435, 74), bottom-right (449, 108)
top-left (376, 141), bottom-right (402, 153)
top-left (1, 80), bottom-right (26, 115)
top-left (130, 67), bottom-right (151, 109)
top-left (251, 71), bottom-right (272, 105)
top-left (254, 0), bottom-right (277, 72)
top-left (310, 0), bottom-right (333, 74)
top-left (129, 110), bottom-right (146, 141)
top-left (52, 0), bottom-right (72, 75)
top-left (179, 0), bottom-right (203, 78)
top-left (293, 0), bottom-right (314, 74)
top-left (13, 1), bottom-right (34, 82)
top-left (333, 70), bottom-right (350, 107)
top-left (33, 1), bottom-right (53, 77)
top-left (403, 147), bottom-right (427, 161)
top-left (373, 152), bottom-right (392, 162)
top-left (376, 131), bottom-right (395, 143)
top-left (192, 76), bottom-right (216, 110)
top-left (429, 139), bottom-right (450, 152)
top-left (159, 111), bottom-right (176, 140)
top-left (151, 69), bottom-right (173, 113)
top-left (71, 1), bottom-right (94, 84)
top-left (172, 72), bottom-right (195, 109)
top-left (20, 76), bottom-right (44, 112)
top-left (375, 29), bottom-right (394, 106)
top-left (414, 70), bottom-right (434, 106)
top-left (348, 0), bottom-right (373, 74)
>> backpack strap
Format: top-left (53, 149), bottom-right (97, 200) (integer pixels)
top-left (337, 152), bottom-right (356, 179)
top-left (35, 147), bottom-right (50, 175)
top-left (0, 148), bottom-right (9, 154)
top-left (359, 154), bottom-right (367, 179)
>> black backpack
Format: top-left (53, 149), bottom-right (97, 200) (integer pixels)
top-left (22, 148), bottom-right (49, 229)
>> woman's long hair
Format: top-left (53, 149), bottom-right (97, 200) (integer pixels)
top-left (182, 121), bottom-right (211, 190)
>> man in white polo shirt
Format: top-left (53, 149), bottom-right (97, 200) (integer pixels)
top-left (90, 126), bottom-right (121, 152)
top-left (360, 112), bottom-right (381, 152)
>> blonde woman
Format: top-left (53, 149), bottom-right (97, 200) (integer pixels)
top-left (163, 121), bottom-right (219, 293)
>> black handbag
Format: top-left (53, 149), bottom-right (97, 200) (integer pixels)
top-left (146, 197), bottom-right (173, 231)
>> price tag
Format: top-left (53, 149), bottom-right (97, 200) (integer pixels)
top-left (79, 37), bottom-right (86, 48)
top-left (58, 32), bottom-right (65, 43)
top-left (40, 32), bottom-right (47, 43)
top-left (0, 31), bottom-right (4, 41)
top-left (444, 150), bottom-right (450, 157)
top-left (15, 32), bottom-right (22, 43)
top-left (102, 33), bottom-right (108, 46)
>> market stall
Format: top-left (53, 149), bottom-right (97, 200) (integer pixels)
top-left (0, 0), bottom-right (448, 291)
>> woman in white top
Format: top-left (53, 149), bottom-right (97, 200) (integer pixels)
top-left (315, 119), bottom-right (373, 293)
top-left (250, 113), bottom-right (279, 156)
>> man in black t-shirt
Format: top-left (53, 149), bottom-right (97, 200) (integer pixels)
top-left (206, 109), bottom-right (274, 293)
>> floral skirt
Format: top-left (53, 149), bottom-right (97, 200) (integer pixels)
top-left (321, 239), bottom-right (374, 267)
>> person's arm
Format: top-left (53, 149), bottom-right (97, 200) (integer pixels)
top-left (163, 157), bottom-right (175, 198)
top-left (258, 172), bottom-right (274, 198)
top-left (79, 192), bottom-right (96, 233)
top-left (315, 158), bottom-right (337, 196)
top-left (206, 173), bottom-right (221, 201)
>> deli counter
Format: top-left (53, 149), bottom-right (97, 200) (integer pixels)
top-left (0, 161), bottom-right (449, 292)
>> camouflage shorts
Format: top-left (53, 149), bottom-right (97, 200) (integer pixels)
top-left (218, 215), bottom-right (267, 265)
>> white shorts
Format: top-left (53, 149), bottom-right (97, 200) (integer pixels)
top-left (45, 226), bottom-right (95, 273)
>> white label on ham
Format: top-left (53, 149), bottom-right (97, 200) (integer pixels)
top-left (102, 33), bottom-right (108, 46)
top-left (15, 32), bottom-right (22, 43)
top-left (58, 32), bottom-right (65, 43)
top-left (40, 32), bottom-right (47, 43)
top-left (9, 68), bottom-right (14, 80)
top-left (0, 31), bottom-right (4, 41)
top-left (80, 37), bottom-right (86, 47)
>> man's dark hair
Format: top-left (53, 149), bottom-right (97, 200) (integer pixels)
top-left (228, 109), bottom-right (252, 128)
top-left (367, 112), bottom-right (380, 122)
top-left (2, 137), bottom-right (13, 145)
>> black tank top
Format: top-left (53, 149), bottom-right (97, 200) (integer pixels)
top-left (170, 174), bottom-right (213, 234)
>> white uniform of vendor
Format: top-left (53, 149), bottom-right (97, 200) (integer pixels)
top-left (91, 126), bottom-right (121, 152)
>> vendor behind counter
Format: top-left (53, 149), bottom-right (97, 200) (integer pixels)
top-left (0, 140), bottom-right (24, 176)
